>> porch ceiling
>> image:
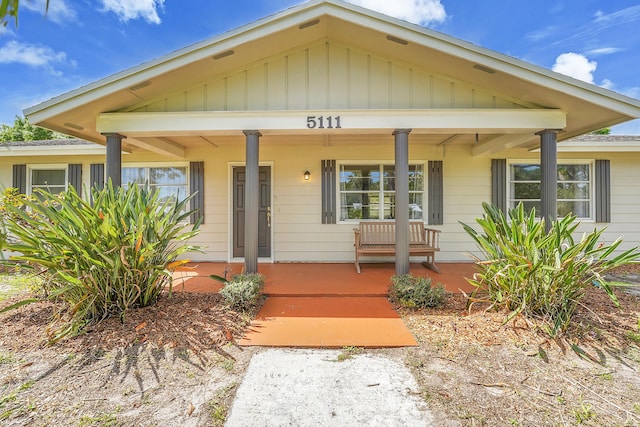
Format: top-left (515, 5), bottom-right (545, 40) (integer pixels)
top-left (24, 0), bottom-right (640, 157)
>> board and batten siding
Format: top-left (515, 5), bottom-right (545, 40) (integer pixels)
top-left (129, 41), bottom-right (533, 114)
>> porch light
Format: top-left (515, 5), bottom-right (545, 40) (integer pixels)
top-left (304, 170), bottom-right (311, 181)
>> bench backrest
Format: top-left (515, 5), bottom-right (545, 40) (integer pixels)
top-left (359, 222), bottom-right (426, 245)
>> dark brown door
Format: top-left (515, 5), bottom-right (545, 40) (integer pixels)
top-left (233, 166), bottom-right (271, 258)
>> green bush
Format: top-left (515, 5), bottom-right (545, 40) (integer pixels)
top-left (461, 202), bottom-right (640, 337)
top-left (2, 181), bottom-right (201, 342)
top-left (219, 273), bottom-right (264, 311)
top-left (390, 273), bottom-right (446, 308)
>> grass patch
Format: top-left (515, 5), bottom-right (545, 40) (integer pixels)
top-left (208, 382), bottom-right (238, 426)
top-left (0, 272), bottom-right (43, 302)
top-left (334, 346), bottom-right (364, 362)
top-left (0, 351), bottom-right (16, 365)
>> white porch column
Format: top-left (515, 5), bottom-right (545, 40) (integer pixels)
top-left (243, 130), bottom-right (261, 274)
top-left (394, 129), bottom-right (411, 276)
top-left (103, 133), bottom-right (124, 187)
top-left (538, 129), bottom-right (559, 231)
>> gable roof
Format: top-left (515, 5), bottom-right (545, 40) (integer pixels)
top-left (24, 0), bottom-right (640, 151)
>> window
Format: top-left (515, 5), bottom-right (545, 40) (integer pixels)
top-left (122, 165), bottom-right (189, 205)
top-left (508, 162), bottom-right (592, 219)
top-left (339, 163), bottom-right (424, 221)
top-left (28, 165), bottom-right (67, 196)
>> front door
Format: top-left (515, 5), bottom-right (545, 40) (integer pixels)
top-left (233, 166), bottom-right (271, 258)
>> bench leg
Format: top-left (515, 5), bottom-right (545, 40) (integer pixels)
top-left (355, 251), bottom-right (361, 273)
top-left (421, 253), bottom-right (440, 273)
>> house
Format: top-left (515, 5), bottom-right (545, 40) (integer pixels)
top-left (2, 0), bottom-right (640, 274)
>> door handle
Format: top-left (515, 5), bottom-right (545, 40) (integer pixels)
top-left (267, 206), bottom-right (271, 228)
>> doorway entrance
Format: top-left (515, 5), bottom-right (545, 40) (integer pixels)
top-left (232, 165), bottom-right (271, 258)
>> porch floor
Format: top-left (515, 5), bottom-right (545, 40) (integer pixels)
top-left (172, 262), bottom-right (477, 348)
top-left (172, 262), bottom-right (477, 295)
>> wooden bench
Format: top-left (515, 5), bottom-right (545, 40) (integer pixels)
top-left (353, 221), bottom-right (441, 273)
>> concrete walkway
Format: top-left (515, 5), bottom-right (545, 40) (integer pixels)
top-left (226, 348), bottom-right (433, 426)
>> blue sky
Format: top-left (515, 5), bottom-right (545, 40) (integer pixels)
top-left (1, 0), bottom-right (640, 134)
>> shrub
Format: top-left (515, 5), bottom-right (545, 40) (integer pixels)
top-left (2, 181), bottom-right (201, 342)
top-left (390, 273), bottom-right (446, 308)
top-left (461, 202), bottom-right (640, 337)
top-left (218, 273), bottom-right (264, 311)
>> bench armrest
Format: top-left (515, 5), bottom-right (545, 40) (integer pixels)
top-left (353, 228), bottom-right (361, 247)
top-left (423, 227), bottom-right (441, 249)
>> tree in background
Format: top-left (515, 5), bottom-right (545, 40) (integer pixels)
top-left (0, 116), bottom-right (71, 142)
top-left (1, 0), bottom-right (49, 27)
top-left (591, 128), bottom-right (611, 135)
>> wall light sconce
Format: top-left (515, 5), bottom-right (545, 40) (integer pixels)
top-left (304, 170), bottom-right (311, 181)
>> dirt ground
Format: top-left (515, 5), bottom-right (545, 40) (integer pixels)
top-left (1, 268), bottom-right (639, 426)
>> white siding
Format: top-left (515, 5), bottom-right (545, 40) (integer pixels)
top-left (3, 144), bottom-right (639, 263)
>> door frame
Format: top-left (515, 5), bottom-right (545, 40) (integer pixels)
top-left (228, 161), bottom-right (274, 263)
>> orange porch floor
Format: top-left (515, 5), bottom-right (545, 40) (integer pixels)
top-left (172, 262), bottom-right (477, 348)
top-left (172, 262), bottom-right (477, 295)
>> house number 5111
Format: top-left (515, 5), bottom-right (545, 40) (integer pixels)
top-left (306, 115), bottom-right (342, 129)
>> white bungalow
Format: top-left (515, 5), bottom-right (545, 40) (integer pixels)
top-left (3, 0), bottom-right (640, 274)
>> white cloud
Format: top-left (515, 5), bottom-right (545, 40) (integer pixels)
top-left (526, 26), bottom-right (555, 42)
top-left (22, 0), bottom-right (77, 24)
top-left (0, 26), bottom-right (12, 37)
top-left (586, 47), bottom-right (623, 55)
top-left (600, 79), bottom-right (614, 90)
top-left (100, 0), bottom-right (165, 24)
top-left (0, 40), bottom-right (68, 75)
top-left (552, 52), bottom-right (597, 84)
top-left (623, 87), bottom-right (640, 99)
top-left (347, 0), bottom-right (447, 26)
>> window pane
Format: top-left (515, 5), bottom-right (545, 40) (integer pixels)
top-left (340, 192), bottom-right (379, 220)
top-left (340, 165), bottom-right (380, 191)
top-left (558, 183), bottom-right (590, 199)
top-left (122, 168), bottom-right (145, 185)
top-left (409, 165), bottom-right (424, 191)
top-left (32, 169), bottom-right (65, 186)
top-left (409, 193), bottom-right (424, 220)
top-left (511, 164), bottom-right (540, 181)
top-left (382, 166), bottom-right (395, 191)
top-left (558, 164), bottom-right (589, 182)
top-left (521, 200), bottom-right (541, 216)
top-left (150, 167), bottom-right (187, 185)
top-left (154, 186), bottom-right (188, 205)
top-left (512, 182), bottom-right (541, 199)
top-left (383, 192), bottom-right (395, 219)
top-left (558, 201), bottom-right (590, 218)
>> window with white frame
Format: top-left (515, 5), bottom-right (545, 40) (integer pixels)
top-left (28, 165), bottom-right (67, 196)
top-left (508, 162), bottom-right (593, 219)
top-left (122, 164), bottom-right (189, 206)
top-left (339, 163), bottom-right (424, 221)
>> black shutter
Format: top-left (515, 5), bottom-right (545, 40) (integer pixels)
top-left (595, 159), bottom-right (611, 223)
top-left (90, 163), bottom-right (105, 191)
top-left (321, 160), bottom-right (337, 224)
top-left (427, 160), bottom-right (443, 225)
top-left (68, 164), bottom-right (82, 197)
top-left (190, 161), bottom-right (205, 224)
top-left (12, 164), bottom-right (26, 194)
top-left (491, 159), bottom-right (507, 212)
